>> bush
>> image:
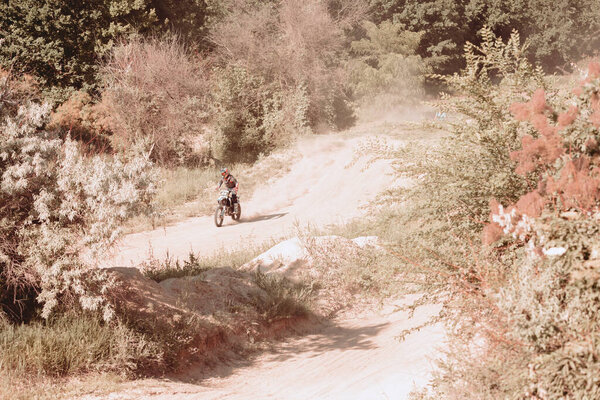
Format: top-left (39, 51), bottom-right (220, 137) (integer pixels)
top-left (209, 0), bottom-right (360, 151)
top-left (0, 80), bottom-right (156, 323)
top-left (399, 28), bottom-right (545, 235)
top-left (390, 33), bottom-right (600, 398)
top-left (48, 90), bottom-right (112, 154)
top-left (210, 66), bottom-right (272, 162)
top-left (100, 36), bottom-right (211, 166)
top-left (0, 68), bottom-right (40, 118)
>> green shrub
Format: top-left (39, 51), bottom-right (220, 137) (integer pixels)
top-left (399, 28), bottom-right (545, 235)
top-left (211, 66), bottom-right (272, 162)
top-left (395, 37), bottom-right (600, 398)
top-left (0, 0), bottom-right (218, 101)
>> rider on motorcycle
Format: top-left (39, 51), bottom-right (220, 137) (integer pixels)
top-left (216, 167), bottom-right (239, 209)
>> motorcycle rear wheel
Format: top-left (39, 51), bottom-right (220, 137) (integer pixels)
top-left (214, 206), bottom-right (224, 227)
top-left (232, 203), bottom-right (241, 221)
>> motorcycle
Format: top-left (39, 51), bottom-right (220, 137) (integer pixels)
top-left (214, 189), bottom-right (241, 227)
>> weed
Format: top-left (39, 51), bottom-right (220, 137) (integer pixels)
top-left (142, 241), bottom-right (279, 282)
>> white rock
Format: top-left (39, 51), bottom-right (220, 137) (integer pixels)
top-left (542, 247), bottom-right (567, 256)
top-left (352, 236), bottom-right (381, 248)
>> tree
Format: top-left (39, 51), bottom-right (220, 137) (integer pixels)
top-left (368, 0), bottom-right (600, 74)
top-left (348, 20), bottom-right (426, 104)
top-left (150, 0), bottom-right (216, 47)
top-left (0, 0), bottom-right (159, 101)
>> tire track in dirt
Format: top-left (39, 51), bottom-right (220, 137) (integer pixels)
top-left (82, 301), bottom-right (442, 400)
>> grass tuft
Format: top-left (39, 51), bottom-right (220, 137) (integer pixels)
top-left (0, 313), bottom-right (161, 378)
top-left (252, 270), bottom-right (314, 321)
top-left (141, 241), bottom-right (280, 282)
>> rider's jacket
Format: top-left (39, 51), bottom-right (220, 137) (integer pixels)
top-left (219, 174), bottom-right (238, 190)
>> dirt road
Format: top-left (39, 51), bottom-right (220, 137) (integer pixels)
top-left (108, 129), bottom-right (407, 267)
top-left (102, 123), bottom-right (443, 399)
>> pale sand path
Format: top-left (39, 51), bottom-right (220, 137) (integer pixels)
top-left (107, 131), bottom-right (407, 268)
top-left (97, 123), bottom-right (443, 400)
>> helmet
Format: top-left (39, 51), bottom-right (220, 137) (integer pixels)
top-left (221, 167), bottom-right (229, 177)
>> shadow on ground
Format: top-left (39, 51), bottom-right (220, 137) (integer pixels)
top-left (169, 319), bottom-right (390, 384)
top-left (239, 212), bottom-right (288, 223)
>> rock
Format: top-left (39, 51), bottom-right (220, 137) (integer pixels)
top-left (241, 235), bottom-right (382, 282)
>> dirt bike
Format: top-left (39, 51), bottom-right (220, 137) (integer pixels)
top-left (214, 189), bottom-right (241, 227)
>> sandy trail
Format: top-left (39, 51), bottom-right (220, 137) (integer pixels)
top-left (108, 131), bottom-right (405, 267)
top-left (100, 122), bottom-right (443, 399)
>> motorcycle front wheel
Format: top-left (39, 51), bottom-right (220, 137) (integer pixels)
top-left (214, 206), bottom-right (224, 227)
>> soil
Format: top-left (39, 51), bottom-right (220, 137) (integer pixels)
top-left (97, 120), bottom-right (444, 399)
top-left (105, 127), bottom-right (411, 267)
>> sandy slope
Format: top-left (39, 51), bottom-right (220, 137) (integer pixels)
top-left (100, 123), bottom-right (443, 400)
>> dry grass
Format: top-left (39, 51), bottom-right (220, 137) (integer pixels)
top-left (141, 239), bottom-right (281, 282)
top-left (0, 373), bottom-right (124, 400)
top-left (0, 313), bottom-right (162, 383)
top-left (252, 270), bottom-right (314, 321)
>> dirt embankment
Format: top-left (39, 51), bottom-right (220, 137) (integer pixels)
top-left (83, 299), bottom-right (442, 400)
